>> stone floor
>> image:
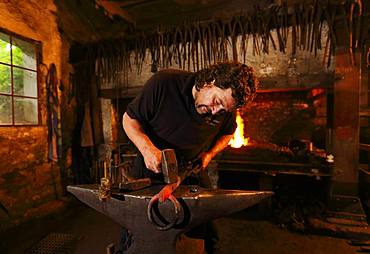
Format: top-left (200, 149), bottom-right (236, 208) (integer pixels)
top-left (0, 195), bottom-right (362, 254)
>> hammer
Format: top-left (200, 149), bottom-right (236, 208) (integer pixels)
top-left (120, 149), bottom-right (201, 194)
top-left (159, 149), bottom-right (203, 202)
top-left (161, 149), bottom-right (179, 184)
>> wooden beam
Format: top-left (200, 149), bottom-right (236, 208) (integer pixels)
top-left (95, 0), bottom-right (135, 23)
top-left (97, 73), bottom-right (335, 99)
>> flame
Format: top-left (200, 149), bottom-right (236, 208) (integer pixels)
top-left (229, 110), bottom-right (249, 148)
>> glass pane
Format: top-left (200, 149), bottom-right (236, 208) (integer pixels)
top-left (14, 97), bottom-right (38, 125)
top-left (0, 32), bottom-right (11, 64)
top-left (0, 95), bottom-right (12, 125)
top-left (0, 63), bottom-right (11, 94)
top-left (13, 67), bottom-right (37, 97)
top-left (12, 37), bottom-right (36, 70)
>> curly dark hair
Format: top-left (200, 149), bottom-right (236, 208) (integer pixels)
top-left (194, 62), bottom-right (258, 108)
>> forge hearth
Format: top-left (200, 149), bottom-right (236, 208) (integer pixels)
top-left (215, 142), bottom-right (333, 177)
top-left (217, 85), bottom-right (332, 179)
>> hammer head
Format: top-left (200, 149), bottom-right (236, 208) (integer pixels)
top-left (161, 149), bottom-right (178, 184)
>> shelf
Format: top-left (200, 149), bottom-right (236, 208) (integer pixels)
top-left (359, 164), bottom-right (369, 172)
top-left (216, 159), bottom-right (333, 177)
top-left (360, 108), bottom-right (370, 117)
top-left (258, 73), bottom-right (335, 92)
top-left (359, 143), bottom-right (370, 152)
top-left (218, 166), bottom-right (332, 177)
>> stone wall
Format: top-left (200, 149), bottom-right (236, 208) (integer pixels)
top-left (241, 88), bottom-right (328, 148)
top-left (0, 0), bottom-right (73, 227)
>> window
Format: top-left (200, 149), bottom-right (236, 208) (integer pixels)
top-left (0, 30), bottom-right (40, 126)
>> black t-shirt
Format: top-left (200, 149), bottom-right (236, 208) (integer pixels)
top-left (126, 69), bottom-right (236, 164)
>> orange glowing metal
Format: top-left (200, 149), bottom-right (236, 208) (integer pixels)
top-left (229, 110), bottom-right (249, 148)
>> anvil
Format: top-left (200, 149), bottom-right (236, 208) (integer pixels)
top-left (67, 184), bottom-right (273, 254)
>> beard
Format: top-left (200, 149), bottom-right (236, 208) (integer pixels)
top-left (202, 114), bottom-right (222, 126)
top-left (196, 106), bottom-right (222, 126)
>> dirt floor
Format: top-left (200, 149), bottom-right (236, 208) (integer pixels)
top-left (213, 215), bottom-right (359, 254)
top-left (0, 196), bottom-right (362, 254)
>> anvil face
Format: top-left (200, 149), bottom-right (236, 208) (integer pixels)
top-left (67, 184), bottom-right (272, 254)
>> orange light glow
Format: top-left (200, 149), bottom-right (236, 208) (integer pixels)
top-left (229, 110), bottom-right (249, 148)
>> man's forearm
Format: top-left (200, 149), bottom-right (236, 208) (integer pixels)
top-left (122, 112), bottom-right (154, 153)
top-left (122, 112), bottom-right (161, 172)
top-left (201, 134), bottom-right (232, 169)
top-left (207, 134), bottom-right (233, 158)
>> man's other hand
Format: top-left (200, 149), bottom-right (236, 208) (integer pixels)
top-left (201, 151), bottom-right (213, 170)
top-left (143, 146), bottom-right (162, 173)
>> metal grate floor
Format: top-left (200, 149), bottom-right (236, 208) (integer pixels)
top-left (27, 232), bottom-right (81, 254)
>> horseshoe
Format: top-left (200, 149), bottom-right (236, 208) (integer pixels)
top-left (147, 194), bottom-right (182, 231)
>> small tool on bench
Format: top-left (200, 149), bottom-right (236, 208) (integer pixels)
top-left (118, 148), bottom-right (180, 192)
top-left (118, 162), bottom-right (152, 191)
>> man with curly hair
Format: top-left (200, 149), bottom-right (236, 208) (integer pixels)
top-left (122, 62), bottom-right (258, 253)
top-left (123, 62), bottom-right (257, 177)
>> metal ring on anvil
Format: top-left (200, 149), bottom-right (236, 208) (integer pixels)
top-left (147, 194), bottom-right (182, 231)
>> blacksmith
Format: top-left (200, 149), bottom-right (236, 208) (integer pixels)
top-left (122, 62), bottom-right (258, 253)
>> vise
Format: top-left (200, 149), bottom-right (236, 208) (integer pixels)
top-left (67, 184), bottom-right (273, 254)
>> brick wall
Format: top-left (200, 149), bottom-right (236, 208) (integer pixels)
top-left (241, 89), bottom-right (328, 148)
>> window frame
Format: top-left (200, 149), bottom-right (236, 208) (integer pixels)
top-left (0, 28), bottom-right (42, 127)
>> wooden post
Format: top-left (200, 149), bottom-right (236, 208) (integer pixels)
top-left (331, 48), bottom-right (360, 196)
